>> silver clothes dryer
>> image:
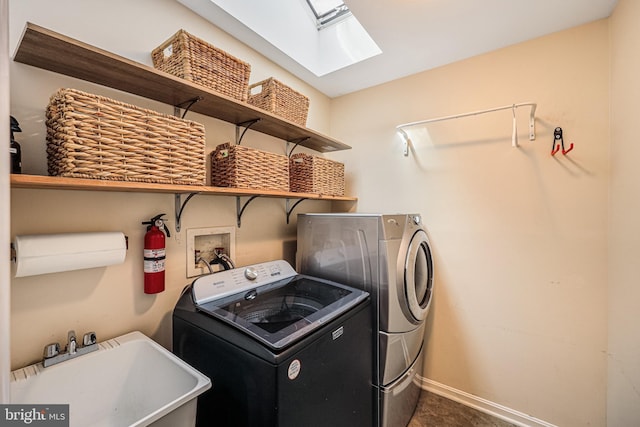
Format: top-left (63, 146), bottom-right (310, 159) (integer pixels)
top-left (297, 213), bottom-right (434, 427)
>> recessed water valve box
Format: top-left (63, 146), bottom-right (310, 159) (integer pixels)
top-left (186, 226), bottom-right (236, 278)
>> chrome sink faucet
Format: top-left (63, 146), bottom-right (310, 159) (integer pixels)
top-left (67, 330), bottom-right (77, 355)
top-left (42, 330), bottom-right (98, 367)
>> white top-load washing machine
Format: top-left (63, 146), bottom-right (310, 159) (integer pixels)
top-left (297, 213), bottom-right (434, 427)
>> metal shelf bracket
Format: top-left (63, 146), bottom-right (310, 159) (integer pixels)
top-left (286, 137), bottom-right (310, 157)
top-left (286, 198), bottom-right (308, 224)
top-left (173, 96), bottom-right (203, 119)
top-left (174, 192), bottom-right (199, 233)
top-left (235, 119), bottom-right (261, 145)
top-left (236, 195), bottom-right (261, 227)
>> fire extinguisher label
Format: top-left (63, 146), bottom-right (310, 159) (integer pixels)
top-left (144, 259), bottom-right (165, 273)
top-left (144, 248), bottom-right (166, 258)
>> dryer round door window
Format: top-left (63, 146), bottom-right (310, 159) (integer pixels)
top-left (404, 230), bottom-right (433, 322)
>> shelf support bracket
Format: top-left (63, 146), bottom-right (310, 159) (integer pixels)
top-left (174, 192), bottom-right (199, 233)
top-left (173, 96), bottom-right (203, 119)
top-left (286, 198), bottom-right (308, 224)
top-left (286, 137), bottom-right (310, 157)
top-left (236, 195), bottom-right (261, 228)
top-left (235, 119), bottom-right (261, 145)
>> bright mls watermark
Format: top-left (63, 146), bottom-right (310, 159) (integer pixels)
top-left (0, 405), bottom-right (68, 426)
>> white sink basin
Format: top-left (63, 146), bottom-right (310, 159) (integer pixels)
top-left (10, 331), bottom-right (211, 427)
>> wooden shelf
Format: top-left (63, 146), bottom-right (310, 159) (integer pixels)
top-left (13, 22), bottom-right (350, 153)
top-left (10, 174), bottom-right (357, 201)
top-left (11, 174), bottom-right (356, 230)
top-left (10, 23), bottom-right (357, 228)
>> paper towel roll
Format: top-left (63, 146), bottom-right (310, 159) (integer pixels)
top-left (13, 232), bottom-right (127, 277)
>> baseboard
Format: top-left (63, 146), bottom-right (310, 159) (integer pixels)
top-left (417, 377), bottom-right (557, 427)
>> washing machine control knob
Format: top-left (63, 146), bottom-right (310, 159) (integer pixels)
top-left (412, 215), bottom-right (421, 225)
top-left (244, 267), bottom-right (259, 281)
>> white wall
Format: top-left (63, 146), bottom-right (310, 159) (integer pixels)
top-left (608, 0), bottom-right (640, 424)
top-left (7, 0), bottom-right (335, 369)
top-left (330, 21), bottom-right (610, 426)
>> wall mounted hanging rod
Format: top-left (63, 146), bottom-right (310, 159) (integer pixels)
top-left (396, 102), bottom-right (537, 147)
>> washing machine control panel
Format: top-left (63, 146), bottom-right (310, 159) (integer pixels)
top-left (191, 259), bottom-right (297, 305)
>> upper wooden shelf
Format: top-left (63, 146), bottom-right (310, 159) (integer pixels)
top-left (10, 174), bottom-right (357, 202)
top-left (13, 22), bottom-right (350, 153)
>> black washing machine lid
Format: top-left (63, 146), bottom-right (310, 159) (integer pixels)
top-left (196, 274), bottom-right (369, 351)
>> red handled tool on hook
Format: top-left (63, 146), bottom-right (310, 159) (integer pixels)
top-left (551, 127), bottom-right (574, 156)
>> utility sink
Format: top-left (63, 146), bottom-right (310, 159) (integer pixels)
top-left (10, 331), bottom-right (211, 427)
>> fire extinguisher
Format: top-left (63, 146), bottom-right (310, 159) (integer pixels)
top-left (141, 214), bottom-right (170, 294)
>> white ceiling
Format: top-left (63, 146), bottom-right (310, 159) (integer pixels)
top-left (181, 0), bottom-right (618, 98)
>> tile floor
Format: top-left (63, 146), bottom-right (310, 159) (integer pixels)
top-left (408, 391), bottom-right (518, 427)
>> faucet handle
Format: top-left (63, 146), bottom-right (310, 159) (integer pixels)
top-left (83, 332), bottom-right (97, 346)
top-left (67, 330), bottom-right (77, 354)
top-left (43, 343), bottom-right (60, 359)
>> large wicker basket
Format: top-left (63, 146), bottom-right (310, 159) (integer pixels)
top-left (211, 143), bottom-right (289, 191)
top-left (247, 78), bottom-right (309, 126)
top-left (289, 153), bottom-right (345, 196)
top-left (152, 30), bottom-right (251, 102)
top-left (46, 88), bottom-right (206, 185)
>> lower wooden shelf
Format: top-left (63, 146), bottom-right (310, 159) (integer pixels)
top-left (10, 174), bottom-right (357, 201)
top-left (11, 174), bottom-right (357, 230)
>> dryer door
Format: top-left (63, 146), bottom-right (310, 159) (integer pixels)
top-left (404, 230), bottom-right (433, 322)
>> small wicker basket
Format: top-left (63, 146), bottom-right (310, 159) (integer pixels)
top-left (46, 88), bottom-right (206, 185)
top-left (289, 153), bottom-right (345, 196)
top-left (211, 143), bottom-right (289, 191)
top-left (152, 29), bottom-right (251, 102)
top-left (247, 78), bottom-right (309, 126)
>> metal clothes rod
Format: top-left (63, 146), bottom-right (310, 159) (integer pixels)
top-left (396, 102), bottom-right (537, 149)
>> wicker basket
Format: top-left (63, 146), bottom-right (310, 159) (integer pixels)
top-left (289, 153), bottom-right (345, 196)
top-left (211, 143), bottom-right (289, 191)
top-left (247, 78), bottom-right (309, 126)
top-left (151, 29), bottom-right (251, 102)
top-left (46, 88), bottom-right (206, 185)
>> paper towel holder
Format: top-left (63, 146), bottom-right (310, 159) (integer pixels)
top-left (12, 231), bottom-right (128, 277)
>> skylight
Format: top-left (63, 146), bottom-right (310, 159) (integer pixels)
top-left (305, 0), bottom-right (353, 29)
top-left (177, 0), bottom-right (382, 77)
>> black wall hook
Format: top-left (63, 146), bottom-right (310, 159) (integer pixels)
top-left (551, 127), bottom-right (574, 156)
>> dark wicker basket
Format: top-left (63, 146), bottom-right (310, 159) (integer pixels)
top-left (211, 143), bottom-right (289, 191)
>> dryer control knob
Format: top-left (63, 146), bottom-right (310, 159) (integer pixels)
top-left (244, 267), bottom-right (259, 281)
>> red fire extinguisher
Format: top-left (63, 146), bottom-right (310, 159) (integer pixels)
top-left (142, 214), bottom-right (170, 294)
